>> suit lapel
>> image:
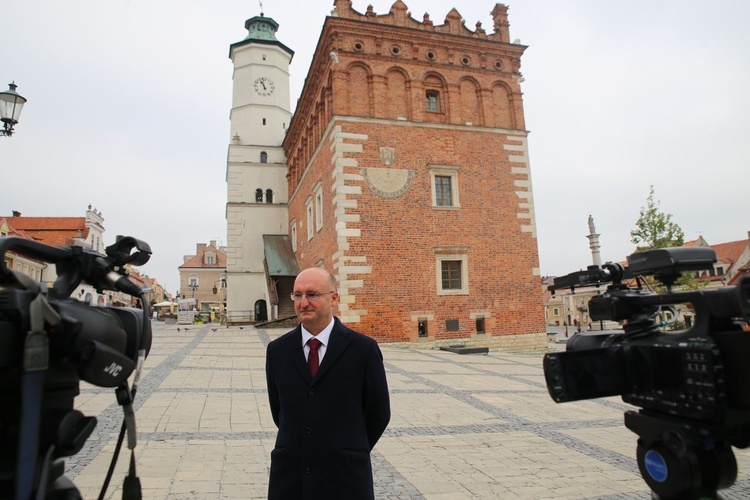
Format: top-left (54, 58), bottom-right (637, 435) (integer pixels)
top-left (314, 318), bottom-right (352, 381)
top-left (286, 326), bottom-right (313, 382)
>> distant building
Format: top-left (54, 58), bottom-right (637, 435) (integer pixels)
top-left (685, 234), bottom-right (750, 287)
top-left (178, 241), bottom-right (227, 314)
top-left (543, 232), bottom-right (750, 329)
top-left (1, 206), bottom-right (110, 304)
top-left (1, 206), bottom-right (164, 307)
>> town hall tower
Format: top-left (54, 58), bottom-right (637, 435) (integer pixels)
top-left (225, 14), bottom-right (294, 323)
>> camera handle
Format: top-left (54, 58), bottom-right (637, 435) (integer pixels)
top-left (625, 410), bottom-right (737, 499)
top-left (13, 271), bottom-right (62, 500)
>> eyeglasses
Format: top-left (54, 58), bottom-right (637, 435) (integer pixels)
top-left (290, 291), bottom-right (336, 301)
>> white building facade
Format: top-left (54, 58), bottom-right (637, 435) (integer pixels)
top-left (225, 15), bottom-right (293, 323)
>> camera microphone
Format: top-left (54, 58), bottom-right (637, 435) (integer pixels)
top-left (106, 271), bottom-right (143, 297)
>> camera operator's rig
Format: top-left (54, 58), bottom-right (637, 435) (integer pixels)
top-left (543, 246), bottom-right (750, 499)
top-left (0, 236), bottom-right (153, 500)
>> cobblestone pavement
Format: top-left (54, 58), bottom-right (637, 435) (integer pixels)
top-left (63, 323), bottom-right (750, 499)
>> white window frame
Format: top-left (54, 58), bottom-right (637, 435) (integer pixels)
top-left (189, 275), bottom-right (199, 287)
top-left (290, 220), bottom-right (297, 252)
top-left (426, 90), bottom-right (440, 112)
top-left (306, 197), bottom-right (314, 240)
top-left (435, 251), bottom-right (469, 295)
top-left (429, 165), bottom-right (460, 208)
top-left (314, 182), bottom-right (324, 232)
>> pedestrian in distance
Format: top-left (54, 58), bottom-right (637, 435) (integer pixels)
top-left (265, 267), bottom-right (391, 499)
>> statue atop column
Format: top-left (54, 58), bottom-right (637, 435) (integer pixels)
top-left (588, 214), bottom-right (596, 235)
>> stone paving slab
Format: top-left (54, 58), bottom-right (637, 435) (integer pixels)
top-left (59, 323), bottom-right (750, 499)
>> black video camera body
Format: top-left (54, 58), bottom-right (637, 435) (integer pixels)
top-left (543, 246), bottom-right (750, 499)
top-left (0, 235), bottom-right (152, 499)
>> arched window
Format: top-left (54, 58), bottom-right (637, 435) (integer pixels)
top-left (265, 189), bottom-right (274, 204)
top-left (255, 189), bottom-right (263, 203)
top-left (260, 151), bottom-right (268, 163)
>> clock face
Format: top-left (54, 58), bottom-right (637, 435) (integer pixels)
top-left (253, 77), bottom-right (275, 96)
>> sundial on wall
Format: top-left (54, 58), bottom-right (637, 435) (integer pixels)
top-left (363, 167), bottom-right (414, 198)
top-left (362, 146), bottom-right (413, 198)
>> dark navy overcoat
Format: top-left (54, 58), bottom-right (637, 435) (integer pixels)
top-left (265, 317), bottom-right (391, 499)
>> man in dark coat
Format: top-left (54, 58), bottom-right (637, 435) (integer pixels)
top-left (265, 267), bottom-right (391, 499)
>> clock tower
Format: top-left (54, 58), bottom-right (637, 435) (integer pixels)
top-left (225, 14), bottom-right (294, 323)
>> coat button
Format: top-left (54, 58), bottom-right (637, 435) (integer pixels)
top-left (308, 388), bottom-right (315, 395)
top-left (305, 426), bottom-right (312, 434)
top-left (305, 467), bottom-right (311, 474)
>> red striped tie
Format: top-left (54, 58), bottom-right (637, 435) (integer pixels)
top-left (307, 338), bottom-right (322, 376)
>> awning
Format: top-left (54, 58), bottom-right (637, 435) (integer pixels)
top-left (263, 235), bottom-right (300, 277)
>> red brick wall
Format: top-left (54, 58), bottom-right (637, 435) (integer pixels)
top-left (284, 4), bottom-right (545, 343)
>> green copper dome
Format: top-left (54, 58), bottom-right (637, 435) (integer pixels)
top-left (244, 15), bottom-right (280, 41)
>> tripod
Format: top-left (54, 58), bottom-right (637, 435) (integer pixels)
top-left (625, 411), bottom-right (739, 499)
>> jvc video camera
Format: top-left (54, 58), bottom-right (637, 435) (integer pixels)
top-left (543, 246), bottom-right (750, 499)
top-left (0, 235), bottom-right (152, 499)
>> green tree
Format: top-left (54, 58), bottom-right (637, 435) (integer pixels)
top-left (630, 185), bottom-right (684, 251)
top-left (630, 185), bottom-right (703, 296)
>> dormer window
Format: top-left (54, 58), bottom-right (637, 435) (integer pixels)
top-left (205, 252), bottom-right (216, 265)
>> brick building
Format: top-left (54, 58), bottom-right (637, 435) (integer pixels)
top-left (227, 1), bottom-right (546, 350)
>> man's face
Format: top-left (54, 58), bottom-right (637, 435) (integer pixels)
top-left (293, 269), bottom-right (338, 334)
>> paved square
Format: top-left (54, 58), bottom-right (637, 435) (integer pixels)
top-left (60, 324), bottom-right (750, 499)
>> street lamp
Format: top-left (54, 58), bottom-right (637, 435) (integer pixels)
top-left (0, 82), bottom-right (28, 137)
top-left (213, 277), bottom-right (227, 324)
top-left (188, 283), bottom-right (198, 298)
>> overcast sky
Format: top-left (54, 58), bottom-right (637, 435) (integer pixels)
top-left (3, 0), bottom-right (749, 295)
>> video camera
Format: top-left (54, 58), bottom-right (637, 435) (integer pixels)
top-left (543, 246), bottom-right (750, 499)
top-left (0, 235), bottom-right (153, 499)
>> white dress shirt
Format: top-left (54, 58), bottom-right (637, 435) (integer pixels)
top-left (301, 318), bottom-right (334, 364)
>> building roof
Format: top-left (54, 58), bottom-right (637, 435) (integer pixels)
top-left (0, 218), bottom-right (35, 240)
top-left (710, 239), bottom-right (747, 265)
top-left (1, 216), bottom-right (89, 246)
top-left (179, 243), bottom-right (227, 269)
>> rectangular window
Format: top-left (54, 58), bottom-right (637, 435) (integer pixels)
top-left (435, 251), bottom-right (469, 295)
top-left (314, 183), bottom-right (323, 232)
top-left (435, 176), bottom-right (452, 206)
top-left (441, 261), bottom-right (462, 290)
top-left (418, 320), bottom-right (428, 337)
top-left (476, 317), bottom-right (485, 334)
top-left (306, 198), bottom-right (314, 240)
top-left (426, 90), bottom-right (440, 112)
top-left (429, 165), bottom-right (460, 208)
top-left (291, 220), bottom-right (297, 252)
top-left (553, 307), bottom-right (560, 316)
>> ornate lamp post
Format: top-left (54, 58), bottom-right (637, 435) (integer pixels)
top-left (213, 277), bottom-right (227, 324)
top-left (0, 82), bottom-right (28, 137)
